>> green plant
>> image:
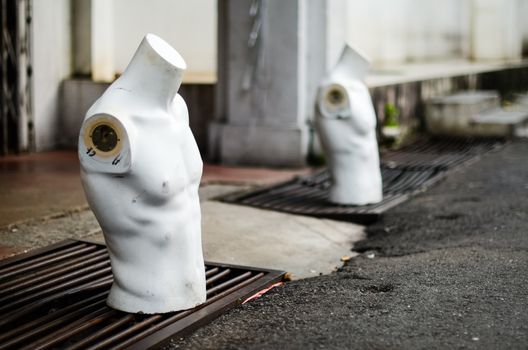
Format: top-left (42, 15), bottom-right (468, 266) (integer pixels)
top-left (384, 103), bottom-right (400, 127)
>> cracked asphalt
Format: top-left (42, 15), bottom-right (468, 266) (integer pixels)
top-left (168, 140), bottom-right (528, 350)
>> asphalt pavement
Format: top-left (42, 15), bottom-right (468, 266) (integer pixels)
top-left (169, 140), bottom-right (528, 350)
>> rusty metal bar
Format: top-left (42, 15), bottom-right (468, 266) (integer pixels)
top-left (86, 315), bottom-right (164, 350)
top-left (0, 276), bottom-right (113, 326)
top-left (205, 266), bottom-right (220, 277)
top-left (0, 243), bottom-right (95, 279)
top-left (67, 314), bottom-right (136, 350)
top-left (21, 307), bottom-right (116, 350)
top-left (0, 242), bottom-right (89, 272)
top-left (0, 291), bottom-right (108, 344)
top-left (0, 297), bottom-right (108, 350)
top-left (0, 249), bottom-right (108, 292)
top-left (205, 272), bottom-right (265, 303)
top-left (207, 271), bottom-right (253, 296)
top-left (0, 240), bottom-right (80, 268)
top-left (0, 266), bottom-right (112, 312)
top-left (206, 268), bottom-right (231, 285)
top-left (0, 260), bottom-right (110, 302)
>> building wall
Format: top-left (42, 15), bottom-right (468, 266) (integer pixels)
top-left (59, 79), bottom-right (214, 156)
top-left (345, 0), bottom-right (471, 65)
top-left (30, 0), bottom-right (528, 159)
top-left (518, 0), bottom-right (528, 55)
top-left (77, 0), bottom-right (528, 82)
top-left (32, 0), bottom-right (72, 151)
top-left (112, 0), bottom-right (216, 82)
top-left (471, 0), bottom-right (522, 60)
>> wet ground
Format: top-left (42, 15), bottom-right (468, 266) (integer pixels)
top-left (0, 151), bottom-right (86, 228)
top-left (0, 152), bottom-right (362, 278)
top-left (0, 153), bottom-right (309, 229)
top-left (170, 141), bottom-right (528, 350)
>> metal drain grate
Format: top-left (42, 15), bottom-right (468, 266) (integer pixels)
top-left (222, 166), bottom-right (441, 224)
top-left (0, 240), bottom-right (285, 350)
top-left (382, 136), bottom-right (503, 170)
top-left (221, 137), bottom-right (504, 224)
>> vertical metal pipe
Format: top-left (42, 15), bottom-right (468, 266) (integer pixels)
top-left (1, 0), bottom-right (8, 155)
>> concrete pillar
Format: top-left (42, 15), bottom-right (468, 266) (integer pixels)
top-left (72, 0), bottom-right (91, 75)
top-left (471, 0), bottom-right (522, 60)
top-left (91, 0), bottom-right (115, 82)
top-left (71, 0), bottom-right (115, 81)
top-left (32, 0), bottom-right (72, 151)
top-left (211, 0), bottom-right (336, 167)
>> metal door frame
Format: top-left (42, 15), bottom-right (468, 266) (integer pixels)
top-left (0, 0), bottom-right (32, 155)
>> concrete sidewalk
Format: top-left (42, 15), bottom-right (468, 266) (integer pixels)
top-left (0, 152), bottom-right (363, 279)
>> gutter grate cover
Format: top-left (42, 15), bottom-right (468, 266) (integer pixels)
top-left (0, 240), bottom-right (285, 350)
top-left (221, 137), bottom-right (503, 224)
top-left (381, 136), bottom-right (503, 170)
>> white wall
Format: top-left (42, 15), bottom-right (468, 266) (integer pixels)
top-left (345, 0), bottom-right (471, 65)
top-left (471, 0), bottom-right (523, 60)
top-left (325, 0), bottom-right (347, 69)
top-left (112, 0), bottom-right (217, 82)
top-left (32, 0), bottom-right (72, 151)
top-left (90, 0), bottom-right (525, 81)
